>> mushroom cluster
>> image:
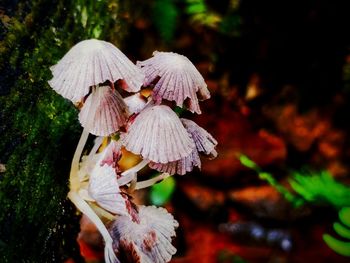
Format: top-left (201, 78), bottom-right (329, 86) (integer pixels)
top-left (49, 39), bottom-right (217, 263)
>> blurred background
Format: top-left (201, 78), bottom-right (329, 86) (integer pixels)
top-left (1, 0), bottom-right (350, 262)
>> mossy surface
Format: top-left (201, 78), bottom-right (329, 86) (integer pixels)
top-left (0, 0), bottom-right (126, 261)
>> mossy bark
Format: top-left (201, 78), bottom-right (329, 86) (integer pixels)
top-left (0, 0), bottom-right (127, 261)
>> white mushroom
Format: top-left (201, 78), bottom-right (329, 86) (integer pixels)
top-left (123, 105), bottom-right (195, 163)
top-left (149, 146), bottom-right (201, 175)
top-left (79, 86), bottom-right (129, 136)
top-left (137, 51), bottom-right (210, 114)
top-left (181, 118), bottom-right (218, 158)
top-left (110, 205), bottom-right (178, 263)
top-left (49, 39), bottom-right (144, 102)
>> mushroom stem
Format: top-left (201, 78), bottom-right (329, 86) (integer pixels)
top-left (128, 173), bottom-right (137, 193)
top-left (88, 136), bottom-right (103, 162)
top-left (135, 172), bottom-right (171, 190)
top-left (89, 202), bottom-right (116, 221)
top-left (68, 191), bottom-right (118, 263)
top-left (117, 159), bottom-right (150, 186)
top-left (70, 127), bottom-right (90, 192)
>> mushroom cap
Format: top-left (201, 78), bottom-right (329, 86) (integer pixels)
top-left (49, 39), bottom-right (144, 102)
top-left (110, 205), bottom-right (178, 263)
top-left (79, 86), bottom-right (129, 136)
top-left (137, 51), bottom-right (210, 114)
top-left (123, 105), bottom-right (195, 163)
top-left (88, 148), bottom-right (128, 215)
top-left (181, 118), bottom-right (218, 158)
top-left (149, 147), bottom-right (201, 176)
top-left (123, 93), bottom-right (148, 115)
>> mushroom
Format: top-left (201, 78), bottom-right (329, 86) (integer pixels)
top-left (79, 86), bottom-right (129, 136)
top-left (49, 39), bottom-right (216, 263)
top-left (109, 205), bottom-right (178, 263)
top-left (148, 118), bottom-right (217, 176)
top-left (181, 118), bottom-right (218, 158)
top-left (137, 51), bottom-right (210, 114)
top-left (123, 105), bottom-right (195, 163)
top-left (118, 105), bottom-right (195, 186)
top-left (149, 146), bottom-right (201, 176)
top-left (49, 39), bottom-right (144, 102)
top-left (88, 163), bottom-right (127, 216)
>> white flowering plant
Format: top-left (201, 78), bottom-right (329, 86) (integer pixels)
top-left (49, 39), bottom-right (218, 263)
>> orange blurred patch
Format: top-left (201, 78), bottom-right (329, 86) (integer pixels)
top-left (119, 147), bottom-right (142, 171)
top-left (179, 182), bottom-right (225, 211)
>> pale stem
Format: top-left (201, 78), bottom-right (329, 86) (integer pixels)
top-left (128, 172), bottom-right (137, 193)
top-left (70, 86), bottom-right (102, 191)
top-left (135, 172), bottom-right (171, 190)
top-left (117, 159), bottom-right (150, 186)
top-left (89, 202), bottom-right (116, 221)
top-left (70, 127), bottom-right (90, 192)
top-left (88, 136), bottom-right (104, 162)
top-left (68, 191), bottom-right (118, 263)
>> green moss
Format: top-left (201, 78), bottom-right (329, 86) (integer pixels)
top-left (0, 0), bottom-right (128, 261)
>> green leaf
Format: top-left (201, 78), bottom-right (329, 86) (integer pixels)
top-left (258, 172), bottom-right (272, 181)
top-left (150, 176), bottom-right (176, 206)
top-left (289, 170), bottom-right (350, 208)
top-left (323, 234), bottom-right (350, 257)
top-left (152, 0), bottom-right (178, 42)
top-left (334, 222), bottom-right (350, 239)
top-left (92, 24), bottom-right (102, 38)
top-left (81, 6), bottom-right (88, 28)
top-left (205, 14), bottom-right (221, 26)
top-left (289, 179), bottom-right (314, 201)
top-left (238, 154), bottom-right (259, 170)
top-left (324, 207), bottom-right (350, 256)
top-left (174, 106), bottom-right (185, 116)
top-left (186, 2), bottom-right (206, 14)
top-left (339, 207), bottom-right (350, 227)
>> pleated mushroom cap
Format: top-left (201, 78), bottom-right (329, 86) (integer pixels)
top-left (49, 39), bottom-right (144, 102)
top-left (137, 51), bottom-right (210, 114)
top-left (110, 205), bottom-right (178, 263)
top-left (149, 147), bottom-right (201, 176)
top-left (181, 118), bottom-right (218, 158)
top-left (123, 105), bottom-right (195, 163)
top-left (88, 157), bottom-right (128, 216)
top-left (79, 86), bottom-right (129, 136)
